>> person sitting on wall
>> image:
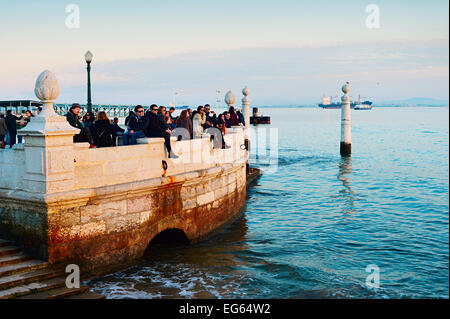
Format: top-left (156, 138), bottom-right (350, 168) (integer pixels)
top-left (145, 104), bottom-right (179, 158)
top-left (203, 104), bottom-right (217, 130)
top-left (223, 111), bottom-right (232, 128)
top-left (82, 111), bottom-right (95, 130)
top-left (65, 103), bottom-right (96, 148)
top-left (168, 107), bottom-right (177, 122)
top-left (124, 110), bottom-right (134, 127)
top-left (164, 111), bottom-right (177, 130)
top-left (236, 109), bottom-right (245, 126)
top-left (175, 110), bottom-right (192, 139)
top-left (123, 105), bottom-right (148, 146)
top-left (111, 117), bottom-right (125, 146)
top-left (228, 106), bottom-right (240, 126)
top-left (91, 111), bottom-right (115, 148)
top-left (192, 105), bottom-right (205, 139)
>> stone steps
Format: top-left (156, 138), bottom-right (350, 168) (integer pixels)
top-left (0, 260), bottom-right (49, 277)
top-left (0, 268), bottom-right (62, 291)
top-left (17, 285), bottom-right (90, 299)
top-left (0, 246), bottom-right (21, 257)
top-left (0, 238), bottom-right (105, 299)
top-left (0, 276), bottom-right (67, 299)
top-left (66, 291), bottom-right (106, 299)
top-left (0, 253), bottom-right (33, 268)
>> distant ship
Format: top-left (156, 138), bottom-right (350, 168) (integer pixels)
top-left (318, 95), bottom-right (372, 110)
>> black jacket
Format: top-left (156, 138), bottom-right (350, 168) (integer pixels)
top-left (65, 111), bottom-right (82, 129)
top-left (127, 113), bottom-right (148, 132)
top-left (5, 114), bottom-right (22, 133)
top-left (91, 119), bottom-right (114, 148)
top-left (145, 111), bottom-right (170, 137)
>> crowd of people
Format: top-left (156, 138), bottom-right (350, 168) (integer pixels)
top-left (1, 103), bottom-right (246, 156)
top-left (0, 107), bottom-right (41, 149)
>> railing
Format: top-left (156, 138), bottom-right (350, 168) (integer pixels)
top-left (53, 104), bottom-right (151, 118)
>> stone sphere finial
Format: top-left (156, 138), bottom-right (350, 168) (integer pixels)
top-left (35, 70), bottom-right (60, 102)
top-left (225, 90), bottom-right (236, 106)
top-left (242, 86), bottom-right (250, 97)
top-left (342, 82), bottom-right (350, 95)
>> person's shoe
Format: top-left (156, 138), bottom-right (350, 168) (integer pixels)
top-left (222, 144), bottom-right (231, 149)
top-left (89, 144), bottom-right (97, 148)
top-left (0, 141), bottom-right (5, 149)
top-left (169, 151), bottom-right (179, 159)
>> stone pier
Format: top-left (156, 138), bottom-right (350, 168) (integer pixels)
top-left (0, 71), bottom-right (250, 275)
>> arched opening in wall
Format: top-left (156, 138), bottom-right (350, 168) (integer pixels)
top-left (145, 228), bottom-right (189, 254)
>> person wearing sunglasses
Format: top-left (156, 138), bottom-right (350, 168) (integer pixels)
top-left (145, 104), bottom-right (178, 158)
top-left (123, 105), bottom-right (148, 145)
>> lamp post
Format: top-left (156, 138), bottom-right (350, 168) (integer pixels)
top-left (84, 50), bottom-right (93, 113)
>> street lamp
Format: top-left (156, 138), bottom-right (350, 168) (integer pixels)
top-left (84, 50), bottom-right (93, 113)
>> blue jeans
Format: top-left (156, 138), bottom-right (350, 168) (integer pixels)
top-left (123, 131), bottom-right (145, 145)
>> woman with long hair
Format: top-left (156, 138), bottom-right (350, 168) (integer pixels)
top-left (91, 111), bottom-right (115, 147)
top-left (176, 110), bottom-right (192, 139)
top-left (82, 111), bottom-right (95, 129)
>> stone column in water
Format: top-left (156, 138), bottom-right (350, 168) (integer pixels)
top-left (242, 86), bottom-right (250, 131)
top-left (241, 86), bottom-right (251, 170)
top-left (340, 82), bottom-right (351, 156)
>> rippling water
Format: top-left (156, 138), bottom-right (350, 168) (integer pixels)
top-left (89, 107), bottom-right (449, 299)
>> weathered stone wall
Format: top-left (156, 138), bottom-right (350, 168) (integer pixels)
top-left (47, 160), bottom-right (246, 273)
top-left (0, 144), bottom-right (25, 191)
top-left (0, 127), bottom-right (248, 273)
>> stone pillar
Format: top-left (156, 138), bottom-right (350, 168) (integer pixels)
top-left (20, 70), bottom-right (80, 194)
top-left (340, 82), bottom-right (351, 156)
top-left (225, 90), bottom-right (236, 110)
top-left (242, 86), bottom-right (250, 130)
top-left (241, 86), bottom-right (251, 155)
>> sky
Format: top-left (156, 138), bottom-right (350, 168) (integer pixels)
top-left (0, 0), bottom-right (448, 106)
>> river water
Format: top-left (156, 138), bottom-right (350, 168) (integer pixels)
top-left (88, 106), bottom-right (449, 299)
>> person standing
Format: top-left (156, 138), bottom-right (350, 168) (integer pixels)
top-left (0, 114), bottom-right (7, 148)
top-left (5, 110), bottom-right (22, 148)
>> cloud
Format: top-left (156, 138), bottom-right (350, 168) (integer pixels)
top-left (1, 40), bottom-right (448, 105)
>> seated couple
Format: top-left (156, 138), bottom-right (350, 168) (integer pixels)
top-left (123, 105), bottom-right (179, 159)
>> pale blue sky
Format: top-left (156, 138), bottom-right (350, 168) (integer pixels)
top-left (0, 0), bottom-right (448, 105)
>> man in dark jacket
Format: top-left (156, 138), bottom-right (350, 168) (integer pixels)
top-left (65, 103), bottom-right (95, 147)
top-left (145, 104), bottom-right (178, 158)
top-left (123, 105), bottom-right (148, 145)
top-left (112, 117), bottom-right (125, 146)
top-left (5, 110), bottom-right (22, 147)
top-left (204, 104), bottom-right (217, 129)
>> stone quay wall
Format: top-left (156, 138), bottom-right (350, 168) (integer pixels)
top-left (0, 127), bottom-right (248, 274)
